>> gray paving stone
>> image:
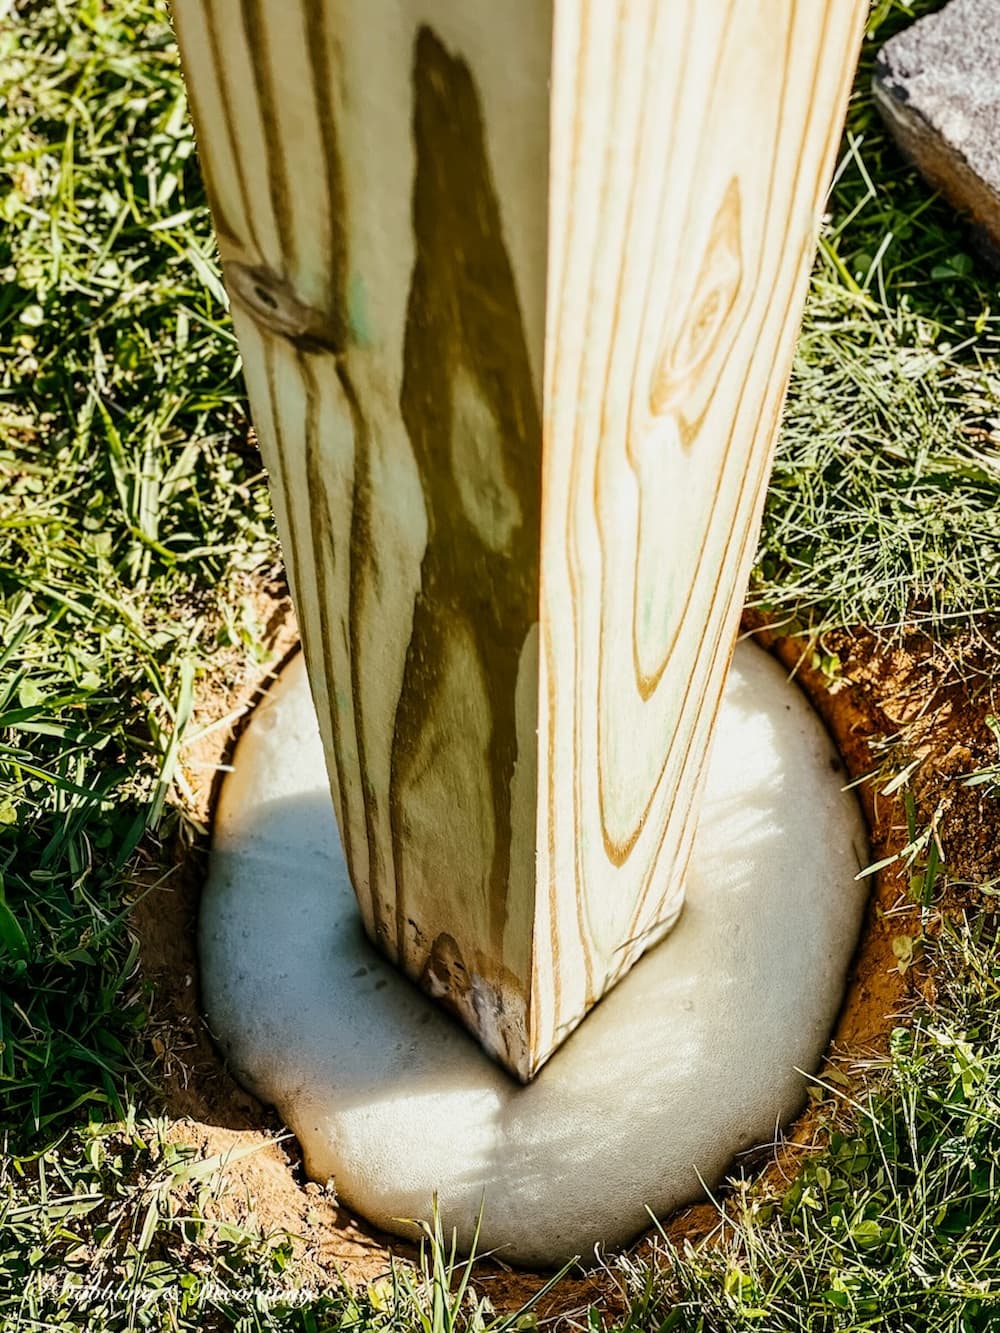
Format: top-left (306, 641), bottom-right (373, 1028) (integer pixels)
top-left (874, 0), bottom-right (1000, 258)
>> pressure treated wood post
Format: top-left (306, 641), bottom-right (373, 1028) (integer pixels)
top-left (173, 0), bottom-right (865, 1080)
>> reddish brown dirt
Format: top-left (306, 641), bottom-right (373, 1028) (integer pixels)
top-left (131, 594), bottom-right (1000, 1319)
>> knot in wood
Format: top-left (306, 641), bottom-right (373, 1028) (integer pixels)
top-left (223, 261), bottom-right (344, 354)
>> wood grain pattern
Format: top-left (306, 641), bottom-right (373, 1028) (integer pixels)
top-left (172, 0), bottom-right (865, 1079)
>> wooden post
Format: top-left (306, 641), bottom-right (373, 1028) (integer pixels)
top-left (172, 0), bottom-right (865, 1080)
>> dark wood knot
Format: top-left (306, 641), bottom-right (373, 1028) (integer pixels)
top-left (223, 261), bottom-right (344, 354)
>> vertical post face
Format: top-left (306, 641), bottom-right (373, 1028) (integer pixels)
top-left (532, 0), bottom-right (867, 1065)
top-left (173, 0), bottom-right (552, 1078)
top-left (173, 0), bottom-right (864, 1079)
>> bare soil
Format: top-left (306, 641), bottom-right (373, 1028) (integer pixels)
top-left (131, 587), bottom-right (1000, 1319)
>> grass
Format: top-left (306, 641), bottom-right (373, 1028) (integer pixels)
top-left (0, 0), bottom-right (997, 1329)
top-left (750, 3), bottom-right (1000, 632)
top-left (0, 0), bottom-right (273, 1140)
top-left (758, 304), bottom-right (1000, 631)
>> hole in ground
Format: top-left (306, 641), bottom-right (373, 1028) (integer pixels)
top-left (128, 581), bottom-right (1000, 1308)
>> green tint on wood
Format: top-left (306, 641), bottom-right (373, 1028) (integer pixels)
top-left (172, 0), bottom-right (865, 1079)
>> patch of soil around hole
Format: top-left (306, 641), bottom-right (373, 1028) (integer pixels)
top-left (131, 585), bottom-right (1000, 1317)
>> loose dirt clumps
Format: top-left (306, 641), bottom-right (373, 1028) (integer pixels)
top-left (131, 586), bottom-right (1000, 1315)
